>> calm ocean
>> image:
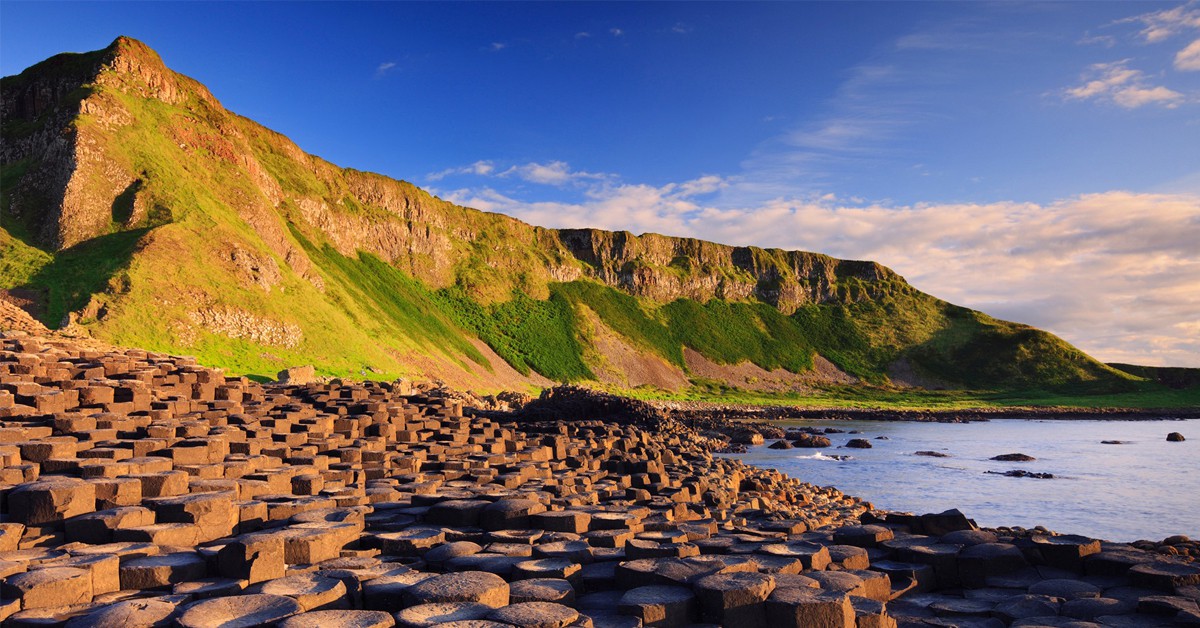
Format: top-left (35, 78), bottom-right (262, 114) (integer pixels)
top-left (729, 418), bottom-right (1200, 542)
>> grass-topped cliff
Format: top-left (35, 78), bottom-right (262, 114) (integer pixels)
top-left (2, 37), bottom-right (1181, 404)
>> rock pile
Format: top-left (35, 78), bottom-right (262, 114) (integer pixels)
top-left (1, 331), bottom-right (1198, 627)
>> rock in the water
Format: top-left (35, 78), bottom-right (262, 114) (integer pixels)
top-left (986, 469), bottom-right (1054, 479)
top-left (767, 440), bottom-right (793, 450)
top-left (792, 434), bottom-right (831, 448)
top-left (914, 450), bottom-right (951, 457)
top-left (990, 453), bottom-right (1036, 462)
top-left (845, 439), bottom-right (873, 449)
top-left (1167, 432), bottom-right (1185, 442)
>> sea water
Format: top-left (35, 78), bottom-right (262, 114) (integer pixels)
top-left (729, 418), bottom-right (1200, 542)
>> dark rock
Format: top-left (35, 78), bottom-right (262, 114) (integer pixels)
top-left (914, 450), bottom-right (951, 457)
top-left (1168, 432), bottom-right (1186, 442)
top-left (985, 469), bottom-right (1054, 479)
top-left (791, 434), bottom-right (831, 448)
top-left (990, 453), bottom-right (1036, 462)
top-left (845, 439), bottom-right (873, 449)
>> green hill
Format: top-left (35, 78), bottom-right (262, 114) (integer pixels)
top-left (0, 37), bottom-right (1150, 399)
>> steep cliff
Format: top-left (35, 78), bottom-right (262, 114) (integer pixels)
top-left (0, 37), bottom-right (1136, 392)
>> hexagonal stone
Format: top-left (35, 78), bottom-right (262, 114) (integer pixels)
top-left (64, 507), bottom-right (155, 544)
top-left (1031, 535), bottom-right (1101, 572)
top-left (765, 587), bottom-right (854, 628)
top-left (480, 499), bottom-right (547, 531)
top-left (176, 593), bottom-right (303, 628)
top-left (509, 578), bottom-right (575, 605)
top-left (533, 511), bottom-right (592, 534)
top-left (992, 595), bottom-right (1061, 623)
top-left (63, 598), bottom-right (181, 628)
top-left (8, 477), bottom-right (96, 526)
top-left (393, 602), bottom-right (493, 627)
top-left (401, 571), bottom-right (510, 608)
top-left (832, 525), bottom-right (894, 548)
top-left (426, 500), bottom-right (489, 527)
top-left (352, 570), bottom-right (430, 612)
top-left (1060, 596), bottom-right (1136, 619)
top-left (958, 543), bottom-right (1028, 588)
top-left (758, 542), bottom-right (831, 571)
top-left (251, 573), bottom-right (349, 611)
top-left (1129, 560), bottom-right (1200, 592)
top-left (693, 571), bottom-right (776, 627)
top-left (487, 601), bottom-right (580, 628)
top-left (1027, 579), bottom-right (1102, 600)
top-left (119, 552), bottom-right (207, 590)
top-left (217, 533), bottom-right (286, 584)
top-left (377, 528), bottom-right (445, 556)
top-left (618, 585), bottom-right (696, 628)
top-left (276, 610), bottom-right (396, 628)
top-left (277, 612), bottom-right (398, 628)
top-left (850, 596), bottom-right (896, 628)
top-left (513, 558), bottom-right (582, 582)
top-left (1, 567), bottom-right (93, 610)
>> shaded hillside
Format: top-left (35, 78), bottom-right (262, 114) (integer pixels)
top-left (0, 37), bottom-right (1139, 393)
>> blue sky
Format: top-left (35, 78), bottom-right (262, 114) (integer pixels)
top-left (3, 2), bottom-right (1200, 366)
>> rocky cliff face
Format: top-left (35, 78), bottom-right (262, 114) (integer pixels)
top-left (1, 36), bottom-right (905, 311)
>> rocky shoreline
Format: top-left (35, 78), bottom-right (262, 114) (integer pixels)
top-left (652, 403), bottom-right (1200, 423)
top-left (0, 333), bottom-right (1197, 627)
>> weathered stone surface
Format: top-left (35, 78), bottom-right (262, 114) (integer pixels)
top-left (175, 593), bottom-right (303, 628)
top-left (1, 567), bottom-right (93, 610)
top-left (251, 573), bottom-right (349, 611)
top-left (487, 601), bottom-right (580, 628)
top-left (693, 571), bottom-right (775, 627)
top-left (618, 585), bottom-right (696, 628)
top-left (393, 602), bottom-right (493, 627)
top-left (764, 587), bottom-right (854, 628)
top-left (277, 610), bottom-right (396, 628)
top-left (402, 571), bottom-right (510, 608)
top-left (119, 552), bottom-right (207, 590)
top-left (63, 598), bottom-right (181, 628)
top-left (8, 477), bottom-right (97, 525)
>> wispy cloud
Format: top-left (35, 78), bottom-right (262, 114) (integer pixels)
top-left (489, 42), bottom-right (507, 52)
top-left (1117, 1), bottom-right (1200, 43)
top-left (427, 160), bottom-right (613, 187)
top-left (1064, 60), bottom-right (1184, 108)
top-left (574, 31), bottom-right (591, 39)
top-left (375, 61), bottom-right (397, 77)
top-left (426, 160), bottom-right (496, 181)
top-left (441, 176), bottom-right (1200, 367)
top-left (609, 28), bottom-right (624, 37)
top-left (670, 23), bottom-right (693, 35)
top-left (1177, 38), bottom-right (1200, 70)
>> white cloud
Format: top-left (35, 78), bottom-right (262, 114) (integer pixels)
top-left (575, 32), bottom-right (591, 39)
top-left (489, 42), bottom-right (507, 52)
top-left (1176, 38), bottom-right (1200, 70)
top-left (375, 61), bottom-right (397, 77)
top-left (1064, 60), bottom-right (1184, 108)
top-left (426, 160), bottom-right (495, 181)
top-left (442, 175), bottom-right (1200, 367)
top-left (1118, 2), bottom-right (1200, 43)
top-left (610, 28), bottom-right (624, 37)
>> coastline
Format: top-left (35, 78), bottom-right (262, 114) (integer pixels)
top-left (1, 333), bottom-right (1197, 626)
